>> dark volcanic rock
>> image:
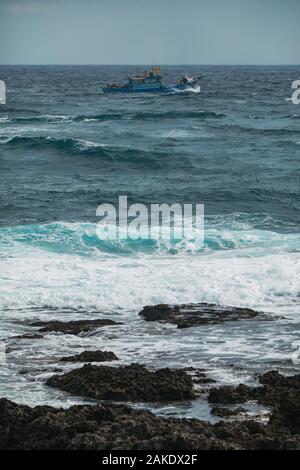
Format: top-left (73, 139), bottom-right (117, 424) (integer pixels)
top-left (46, 363), bottom-right (195, 402)
top-left (19, 367), bottom-right (64, 376)
top-left (211, 406), bottom-right (247, 418)
top-left (139, 303), bottom-right (259, 328)
top-left (258, 370), bottom-right (300, 390)
top-left (29, 319), bottom-right (122, 335)
top-left (208, 384), bottom-right (255, 404)
top-left (272, 395), bottom-right (300, 432)
top-left (208, 371), bottom-right (300, 433)
top-left (9, 333), bottom-right (44, 340)
top-left (258, 372), bottom-right (300, 433)
top-left (59, 350), bottom-right (118, 363)
top-left (0, 398), bottom-right (299, 450)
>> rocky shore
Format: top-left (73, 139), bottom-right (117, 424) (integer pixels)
top-left (1, 303), bottom-right (299, 450)
top-left (29, 318), bottom-right (122, 335)
top-left (47, 363), bottom-right (196, 402)
top-left (139, 303), bottom-right (260, 328)
top-left (59, 350), bottom-right (119, 363)
top-left (1, 379), bottom-right (299, 450)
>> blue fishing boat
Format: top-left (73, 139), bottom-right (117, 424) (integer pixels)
top-left (102, 67), bottom-right (164, 93)
top-left (102, 67), bottom-right (201, 94)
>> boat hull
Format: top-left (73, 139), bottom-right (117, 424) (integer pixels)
top-left (102, 84), bottom-right (198, 94)
top-left (102, 85), bottom-right (165, 93)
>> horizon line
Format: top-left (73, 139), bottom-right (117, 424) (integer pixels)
top-left (0, 63), bottom-right (300, 67)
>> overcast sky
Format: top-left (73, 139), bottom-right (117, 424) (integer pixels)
top-left (0, 0), bottom-right (299, 65)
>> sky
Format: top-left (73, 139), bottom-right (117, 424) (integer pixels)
top-left (0, 0), bottom-right (299, 65)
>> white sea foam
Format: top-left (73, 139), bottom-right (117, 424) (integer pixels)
top-left (75, 139), bottom-right (107, 150)
top-left (171, 85), bottom-right (201, 94)
top-left (1, 232), bottom-right (299, 313)
top-left (1, 221), bottom-right (299, 410)
top-left (43, 115), bottom-right (73, 123)
top-left (160, 129), bottom-right (192, 139)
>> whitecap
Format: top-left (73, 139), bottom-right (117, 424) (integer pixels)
top-left (0, 221), bottom-right (299, 312)
top-left (75, 139), bottom-right (107, 150)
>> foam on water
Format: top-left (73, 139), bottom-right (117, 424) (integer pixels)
top-left (0, 65), bottom-right (299, 414)
top-left (0, 220), bottom-right (299, 410)
top-left (0, 221), bottom-right (299, 312)
top-left (170, 85), bottom-right (201, 94)
top-left (1, 248), bottom-right (299, 312)
top-left (0, 223), bottom-right (299, 414)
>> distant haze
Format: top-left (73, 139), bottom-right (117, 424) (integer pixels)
top-left (0, 0), bottom-right (299, 65)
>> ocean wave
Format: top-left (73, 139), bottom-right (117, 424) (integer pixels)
top-left (1, 110), bottom-right (227, 125)
top-left (0, 214), bottom-right (299, 312)
top-left (0, 115), bottom-right (72, 124)
top-left (0, 223), bottom-right (299, 312)
top-left (0, 135), bottom-right (117, 153)
top-left (76, 110), bottom-right (226, 122)
top-left (220, 123), bottom-right (300, 136)
top-left (0, 135), bottom-right (178, 168)
top-left (0, 135), bottom-right (104, 152)
top-left (15, 115), bottom-right (73, 124)
top-left (0, 107), bottom-right (40, 114)
top-left (1, 220), bottom-right (299, 258)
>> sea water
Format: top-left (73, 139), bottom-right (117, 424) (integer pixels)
top-left (0, 65), bottom-right (299, 418)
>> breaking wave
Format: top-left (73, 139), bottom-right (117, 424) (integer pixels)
top-left (0, 110), bottom-right (227, 124)
top-left (1, 220), bottom-right (299, 257)
top-left (0, 135), bottom-right (187, 169)
top-left (0, 220), bottom-right (299, 312)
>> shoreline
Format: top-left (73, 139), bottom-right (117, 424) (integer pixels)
top-left (1, 368), bottom-right (299, 450)
top-left (1, 303), bottom-right (299, 450)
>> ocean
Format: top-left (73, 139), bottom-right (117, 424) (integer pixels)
top-left (0, 65), bottom-right (299, 419)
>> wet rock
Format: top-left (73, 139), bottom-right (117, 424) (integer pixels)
top-left (139, 303), bottom-right (259, 328)
top-left (59, 350), bottom-right (118, 363)
top-left (0, 398), bottom-right (299, 450)
top-left (19, 367), bottom-right (64, 376)
top-left (208, 371), bottom-right (300, 433)
top-left (273, 395), bottom-right (300, 432)
top-left (46, 363), bottom-right (195, 402)
top-left (208, 384), bottom-right (255, 404)
top-left (244, 421), bottom-right (265, 435)
top-left (29, 319), bottom-right (122, 335)
top-left (258, 370), bottom-right (300, 389)
top-left (193, 377), bottom-right (216, 385)
top-left (211, 406), bottom-right (247, 418)
top-left (259, 372), bottom-right (300, 433)
top-left (9, 333), bottom-right (44, 340)
top-left (256, 372), bottom-right (300, 416)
